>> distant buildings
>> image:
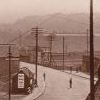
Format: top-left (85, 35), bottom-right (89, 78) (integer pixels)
top-left (19, 46), bottom-right (83, 70)
top-left (0, 57), bottom-right (19, 77)
top-left (82, 55), bottom-right (100, 73)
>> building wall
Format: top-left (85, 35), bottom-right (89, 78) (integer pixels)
top-left (82, 55), bottom-right (100, 72)
top-left (0, 57), bottom-right (19, 78)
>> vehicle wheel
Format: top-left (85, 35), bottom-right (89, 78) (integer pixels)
top-left (27, 87), bottom-right (32, 94)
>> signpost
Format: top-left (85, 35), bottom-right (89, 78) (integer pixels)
top-left (18, 74), bottom-right (24, 88)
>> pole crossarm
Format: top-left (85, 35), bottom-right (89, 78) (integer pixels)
top-left (0, 44), bottom-right (15, 46)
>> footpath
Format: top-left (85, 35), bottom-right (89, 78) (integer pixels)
top-left (0, 62), bottom-right (46, 100)
top-left (11, 80), bottom-right (45, 100)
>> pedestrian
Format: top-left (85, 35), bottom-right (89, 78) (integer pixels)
top-left (43, 72), bottom-right (46, 81)
top-left (69, 78), bottom-right (72, 88)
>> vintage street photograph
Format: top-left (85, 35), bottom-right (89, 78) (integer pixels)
top-left (0, 0), bottom-right (99, 100)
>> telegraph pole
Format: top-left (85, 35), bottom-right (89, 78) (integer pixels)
top-left (90, 0), bottom-right (95, 100)
top-left (35, 27), bottom-right (38, 86)
top-left (32, 27), bottom-right (42, 86)
top-left (63, 36), bottom-right (65, 71)
top-left (8, 45), bottom-right (11, 100)
top-left (87, 29), bottom-right (89, 56)
top-left (0, 44), bottom-right (14, 100)
top-left (49, 35), bottom-right (53, 68)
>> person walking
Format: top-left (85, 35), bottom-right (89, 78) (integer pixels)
top-left (69, 77), bottom-right (72, 88)
top-left (43, 72), bottom-right (46, 81)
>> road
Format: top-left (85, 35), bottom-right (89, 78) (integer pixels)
top-left (0, 62), bottom-right (90, 100)
top-left (36, 67), bottom-right (90, 100)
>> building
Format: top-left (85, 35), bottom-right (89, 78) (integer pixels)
top-left (82, 55), bottom-right (100, 72)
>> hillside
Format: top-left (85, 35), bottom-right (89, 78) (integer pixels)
top-left (0, 13), bottom-right (100, 55)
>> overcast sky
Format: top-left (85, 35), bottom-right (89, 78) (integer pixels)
top-left (0, 0), bottom-right (100, 23)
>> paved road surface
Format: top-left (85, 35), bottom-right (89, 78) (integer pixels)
top-left (36, 67), bottom-right (90, 100)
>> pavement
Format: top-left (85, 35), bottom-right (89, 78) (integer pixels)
top-left (0, 62), bottom-right (46, 100)
top-left (10, 81), bottom-right (45, 100)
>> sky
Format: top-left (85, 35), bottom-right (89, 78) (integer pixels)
top-left (0, 0), bottom-right (100, 23)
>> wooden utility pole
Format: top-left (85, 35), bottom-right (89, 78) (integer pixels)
top-left (0, 44), bottom-right (14, 100)
top-left (32, 27), bottom-right (42, 86)
top-left (32, 27), bottom-right (38, 86)
top-left (8, 45), bottom-right (11, 100)
top-left (63, 36), bottom-right (65, 71)
top-left (35, 27), bottom-right (38, 86)
top-left (87, 29), bottom-right (89, 56)
top-left (49, 35), bottom-right (53, 68)
top-left (90, 0), bottom-right (95, 100)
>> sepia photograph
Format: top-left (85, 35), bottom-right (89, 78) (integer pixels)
top-left (0, 0), bottom-right (100, 100)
